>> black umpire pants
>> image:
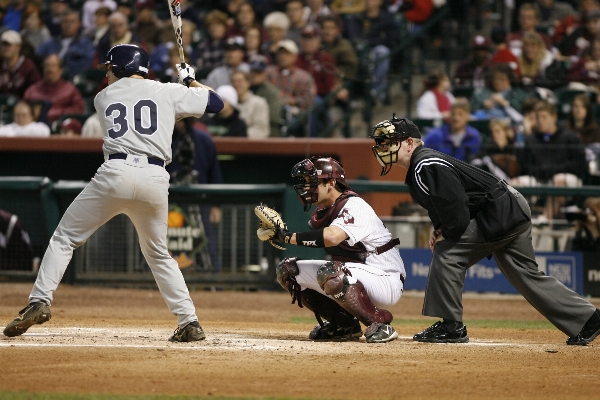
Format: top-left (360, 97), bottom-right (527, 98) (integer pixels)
top-left (423, 186), bottom-right (597, 337)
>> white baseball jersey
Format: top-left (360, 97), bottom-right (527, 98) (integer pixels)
top-left (95, 78), bottom-right (209, 163)
top-left (295, 196), bottom-right (405, 308)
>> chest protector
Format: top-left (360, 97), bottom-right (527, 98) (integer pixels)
top-left (309, 191), bottom-right (368, 263)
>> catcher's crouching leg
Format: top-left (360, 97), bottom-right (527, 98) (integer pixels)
top-left (276, 257), bottom-right (362, 341)
top-left (317, 261), bottom-right (399, 343)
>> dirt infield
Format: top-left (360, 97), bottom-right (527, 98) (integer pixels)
top-left (1, 283), bottom-right (599, 400)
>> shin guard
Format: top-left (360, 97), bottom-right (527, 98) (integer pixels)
top-left (317, 261), bottom-right (393, 326)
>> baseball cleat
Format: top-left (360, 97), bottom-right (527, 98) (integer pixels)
top-left (365, 322), bottom-right (398, 343)
top-left (413, 321), bottom-right (469, 343)
top-left (3, 302), bottom-right (52, 337)
top-left (169, 321), bottom-right (206, 342)
top-left (309, 319), bottom-right (362, 341)
top-left (566, 309), bottom-right (600, 346)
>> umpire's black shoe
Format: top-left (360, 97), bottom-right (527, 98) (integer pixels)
top-left (566, 309), bottom-right (600, 346)
top-left (3, 302), bottom-right (51, 337)
top-left (309, 319), bottom-right (362, 341)
top-left (413, 320), bottom-right (469, 343)
top-left (169, 321), bottom-right (206, 342)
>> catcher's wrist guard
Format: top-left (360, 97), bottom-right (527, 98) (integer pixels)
top-left (296, 228), bottom-right (325, 247)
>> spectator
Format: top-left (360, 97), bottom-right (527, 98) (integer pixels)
top-left (470, 63), bottom-right (530, 124)
top-left (508, 3), bottom-right (554, 57)
top-left (517, 97), bottom-right (542, 141)
top-left (194, 10), bottom-right (229, 77)
top-left (566, 33), bottom-right (600, 84)
top-left (454, 35), bottom-right (492, 89)
top-left (556, 8), bottom-right (600, 58)
top-left (226, 1), bottom-right (267, 41)
top-left (244, 26), bottom-right (269, 62)
top-left (82, 0), bottom-right (117, 32)
top-left (43, 0), bottom-right (69, 37)
top-left (204, 85), bottom-right (248, 137)
top-left (58, 117), bottom-right (82, 136)
top-left (23, 54), bottom-right (85, 123)
top-left (263, 11), bottom-right (290, 60)
top-left (204, 36), bottom-right (249, 90)
top-left (81, 112), bottom-right (102, 137)
top-left (553, 0), bottom-right (599, 47)
top-left (343, 0), bottom-right (399, 103)
top-left (231, 69), bottom-right (270, 138)
top-left (131, 0), bottom-right (162, 52)
top-left (416, 69), bottom-right (455, 122)
top-left (471, 118), bottom-right (521, 181)
top-left (3, 0), bottom-right (29, 33)
top-left (519, 31), bottom-right (566, 88)
top-left (286, 0), bottom-right (308, 45)
top-left (305, 0), bottom-right (339, 26)
top-left (0, 30), bottom-right (41, 97)
top-left (266, 39), bottom-right (317, 136)
top-left (150, 19), bottom-right (195, 73)
top-left (97, 11), bottom-right (143, 64)
top-left (249, 55), bottom-right (283, 137)
top-left (160, 46), bottom-right (191, 83)
top-left (423, 97), bottom-right (482, 161)
top-left (37, 10), bottom-right (96, 79)
top-left (116, 0), bottom-right (134, 21)
top-left (320, 15), bottom-right (358, 81)
top-left (513, 101), bottom-right (588, 219)
top-left (86, 6), bottom-right (112, 46)
top-left (0, 100), bottom-right (50, 137)
top-left (20, 8), bottom-right (51, 51)
top-left (570, 197), bottom-right (600, 251)
top-left (331, 0), bottom-right (365, 14)
top-left (167, 118), bottom-right (224, 272)
top-left (567, 93), bottom-right (600, 144)
top-left (535, 0), bottom-right (576, 32)
top-left (490, 25), bottom-right (521, 80)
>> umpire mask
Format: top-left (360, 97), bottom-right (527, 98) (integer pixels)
top-left (369, 114), bottom-right (421, 176)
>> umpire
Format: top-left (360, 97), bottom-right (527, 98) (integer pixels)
top-left (369, 115), bottom-right (600, 345)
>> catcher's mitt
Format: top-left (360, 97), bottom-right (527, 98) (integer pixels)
top-left (254, 205), bottom-right (290, 250)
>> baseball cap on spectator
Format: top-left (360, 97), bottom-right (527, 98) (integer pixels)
top-left (225, 36), bottom-right (245, 51)
top-left (276, 39), bottom-right (299, 54)
top-left (1, 30), bottom-right (21, 45)
top-left (471, 35), bottom-right (491, 50)
top-left (301, 24), bottom-right (320, 39)
top-left (216, 85), bottom-right (238, 108)
top-left (249, 56), bottom-right (268, 72)
top-left (60, 118), bottom-right (82, 135)
top-left (135, 0), bottom-right (154, 10)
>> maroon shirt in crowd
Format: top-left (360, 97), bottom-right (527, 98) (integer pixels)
top-left (23, 79), bottom-right (84, 122)
top-left (0, 56), bottom-right (41, 97)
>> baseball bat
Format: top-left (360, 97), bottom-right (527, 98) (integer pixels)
top-left (167, 0), bottom-right (186, 68)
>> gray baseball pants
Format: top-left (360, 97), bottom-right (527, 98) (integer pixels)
top-left (423, 186), bottom-right (596, 337)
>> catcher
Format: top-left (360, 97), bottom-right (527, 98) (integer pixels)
top-left (255, 156), bottom-right (406, 343)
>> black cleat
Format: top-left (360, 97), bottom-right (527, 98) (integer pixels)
top-left (413, 321), bottom-right (469, 343)
top-left (566, 309), bottom-right (600, 346)
top-left (3, 302), bottom-right (52, 337)
top-left (309, 319), bottom-right (362, 341)
top-left (365, 322), bottom-right (398, 343)
top-left (168, 321), bottom-right (206, 342)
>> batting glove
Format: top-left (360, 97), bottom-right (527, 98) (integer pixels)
top-left (177, 63), bottom-right (196, 87)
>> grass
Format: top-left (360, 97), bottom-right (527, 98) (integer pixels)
top-left (288, 316), bottom-right (555, 330)
top-left (0, 394), bottom-right (326, 400)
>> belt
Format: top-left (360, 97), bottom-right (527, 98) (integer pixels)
top-left (108, 153), bottom-right (165, 167)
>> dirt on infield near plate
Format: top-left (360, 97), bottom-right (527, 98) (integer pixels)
top-left (0, 283), bottom-right (599, 400)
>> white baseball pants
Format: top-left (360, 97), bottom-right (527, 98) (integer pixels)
top-left (29, 155), bottom-right (198, 327)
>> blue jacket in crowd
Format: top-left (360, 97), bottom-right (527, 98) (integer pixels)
top-left (423, 124), bottom-right (482, 162)
top-left (37, 34), bottom-right (95, 79)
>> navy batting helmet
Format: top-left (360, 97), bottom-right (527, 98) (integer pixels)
top-left (97, 44), bottom-right (149, 78)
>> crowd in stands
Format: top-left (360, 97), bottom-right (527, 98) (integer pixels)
top-left (413, 0), bottom-right (600, 220)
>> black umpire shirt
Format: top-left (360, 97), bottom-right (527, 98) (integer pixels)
top-left (405, 145), bottom-right (502, 242)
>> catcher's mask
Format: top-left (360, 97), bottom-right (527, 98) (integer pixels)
top-left (369, 113), bottom-right (421, 176)
top-left (291, 156), bottom-right (350, 212)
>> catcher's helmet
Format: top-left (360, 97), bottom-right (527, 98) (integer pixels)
top-left (291, 156), bottom-right (350, 211)
top-left (97, 44), bottom-right (149, 78)
top-left (369, 113), bottom-right (421, 176)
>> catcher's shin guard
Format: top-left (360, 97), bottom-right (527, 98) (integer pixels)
top-left (317, 261), bottom-right (393, 326)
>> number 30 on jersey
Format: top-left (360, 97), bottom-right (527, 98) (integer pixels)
top-left (105, 100), bottom-right (158, 139)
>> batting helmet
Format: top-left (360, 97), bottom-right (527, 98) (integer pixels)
top-left (291, 156), bottom-right (350, 211)
top-left (369, 114), bottom-right (421, 176)
top-left (97, 44), bottom-right (149, 78)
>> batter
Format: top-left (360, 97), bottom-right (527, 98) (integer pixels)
top-left (3, 44), bottom-right (223, 342)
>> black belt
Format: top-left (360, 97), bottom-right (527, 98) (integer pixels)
top-left (108, 153), bottom-right (165, 167)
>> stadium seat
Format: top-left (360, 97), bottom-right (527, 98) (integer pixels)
top-left (452, 87), bottom-right (474, 100)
